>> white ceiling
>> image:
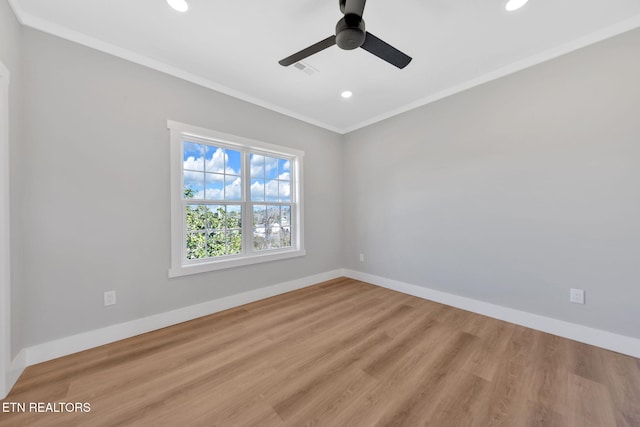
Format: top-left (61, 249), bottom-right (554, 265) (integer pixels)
top-left (9, 0), bottom-right (640, 133)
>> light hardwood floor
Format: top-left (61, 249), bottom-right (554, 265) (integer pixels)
top-left (1, 277), bottom-right (639, 426)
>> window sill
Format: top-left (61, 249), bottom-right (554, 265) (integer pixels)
top-left (168, 248), bottom-right (306, 278)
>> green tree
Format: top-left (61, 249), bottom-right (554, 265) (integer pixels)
top-left (184, 187), bottom-right (242, 259)
top-left (184, 188), bottom-right (196, 199)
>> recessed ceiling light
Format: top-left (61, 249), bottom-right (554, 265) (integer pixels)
top-left (341, 91), bottom-right (353, 99)
top-left (167, 0), bottom-right (189, 12)
top-left (505, 0), bottom-right (529, 11)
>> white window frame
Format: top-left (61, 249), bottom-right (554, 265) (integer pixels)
top-left (168, 120), bottom-right (305, 277)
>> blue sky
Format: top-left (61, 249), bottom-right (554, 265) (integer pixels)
top-left (183, 141), bottom-right (291, 202)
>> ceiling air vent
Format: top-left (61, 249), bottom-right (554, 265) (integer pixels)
top-left (293, 61), bottom-right (318, 75)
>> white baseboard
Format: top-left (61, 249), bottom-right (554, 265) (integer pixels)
top-left (20, 269), bottom-right (345, 369)
top-left (2, 349), bottom-right (26, 398)
top-left (344, 269), bottom-right (640, 358)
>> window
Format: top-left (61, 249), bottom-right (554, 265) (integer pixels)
top-left (168, 121), bottom-right (304, 277)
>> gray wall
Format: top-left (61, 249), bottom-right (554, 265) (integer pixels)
top-left (0, 0), bottom-right (24, 359)
top-left (18, 28), bottom-right (344, 348)
top-left (344, 28), bottom-right (640, 338)
top-left (5, 2), bottom-right (640, 353)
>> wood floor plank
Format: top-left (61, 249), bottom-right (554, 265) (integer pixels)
top-left (426, 371), bottom-right (491, 427)
top-left (461, 321), bottom-right (515, 382)
top-left (524, 332), bottom-right (570, 417)
top-left (567, 372), bottom-right (617, 427)
top-left (518, 400), bottom-right (566, 427)
top-left (2, 278), bottom-right (639, 426)
top-left (473, 325), bottom-right (537, 427)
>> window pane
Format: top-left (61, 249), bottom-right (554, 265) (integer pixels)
top-left (183, 142), bottom-right (204, 170)
top-left (280, 206), bottom-right (292, 248)
top-left (186, 232), bottom-right (207, 259)
top-left (225, 205), bottom-right (242, 229)
top-left (205, 174), bottom-right (224, 200)
top-left (207, 231), bottom-right (226, 257)
top-left (254, 205), bottom-right (291, 251)
top-left (265, 179), bottom-right (278, 202)
top-left (203, 146), bottom-right (242, 202)
top-left (226, 149), bottom-right (241, 175)
top-left (268, 206), bottom-right (284, 249)
top-left (250, 179), bottom-right (265, 201)
top-left (269, 206), bottom-right (282, 249)
top-left (226, 229), bottom-right (242, 255)
top-left (253, 205), bottom-right (266, 250)
top-left (278, 158), bottom-right (290, 176)
top-left (250, 154), bottom-right (265, 178)
top-left (225, 176), bottom-right (242, 201)
top-left (206, 205), bottom-right (224, 229)
top-left (185, 205), bottom-right (207, 231)
top-left (265, 157), bottom-right (278, 179)
top-left (279, 181), bottom-right (291, 202)
top-left (184, 171), bottom-right (204, 199)
top-left (183, 205), bottom-right (244, 259)
top-left (205, 145), bottom-right (225, 173)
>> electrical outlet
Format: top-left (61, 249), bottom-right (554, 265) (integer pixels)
top-left (359, 253), bottom-right (365, 262)
top-left (104, 290), bottom-right (117, 307)
top-left (570, 288), bottom-right (585, 304)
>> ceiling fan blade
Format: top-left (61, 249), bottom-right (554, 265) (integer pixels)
top-left (279, 36), bottom-right (337, 66)
top-left (344, 0), bottom-right (367, 17)
top-left (361, 32), bottom-right (412, 69)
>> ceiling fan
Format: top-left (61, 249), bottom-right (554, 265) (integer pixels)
top-left (279, 0), bottom-right (412, 69)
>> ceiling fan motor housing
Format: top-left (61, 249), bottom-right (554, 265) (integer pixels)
top-left (335, 14), bottom-right (366, 50)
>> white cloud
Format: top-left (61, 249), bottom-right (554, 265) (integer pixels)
top-left (250, 176), bottom-right (291, 202)
top-left (225, 177), bottom-right (242, 200)
top-left (250, 180), bottom-right (264, 200)
top-left (187, 151), bottom-right (289, 201)
top-left (209, 174), bottom-right (224, 183)
top-left (251, 155), bottom-right (284, 178)
top-left (205, 148), bottom-right (225, 173)
top-left (203, 177), bottom-right (241, 200)
top-left (279, 181), bottom-right (290, 199)
top-left (184, 147), bottom-right (239, 175)
top-left (265, 157), bottom-right (278, 178)
top-left (265, 179), bottom-right (279, 200)
top-left (184, 156), bottom-right (205, 172)
top-left (186, 175), bottom-right (241, 201)
top-left (250, 154), bottom-right (264, 177)
top-left (184, 146), bottom-right (242, 200)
